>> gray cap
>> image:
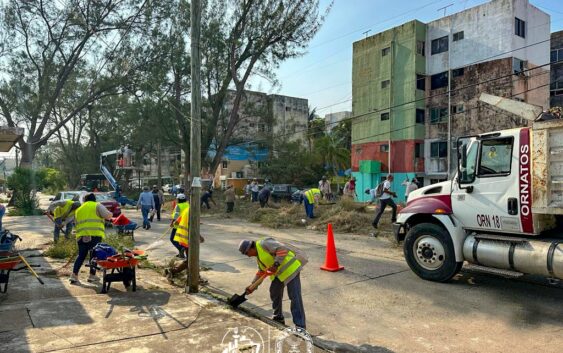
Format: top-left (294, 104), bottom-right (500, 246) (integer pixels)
top-left (176, 193), bottom-right (187, 200)
top-left (238, 239), bottom-right (253, 255)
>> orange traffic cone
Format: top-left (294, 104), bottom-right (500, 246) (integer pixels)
top-left (320, 223), bottom-right (344, 272)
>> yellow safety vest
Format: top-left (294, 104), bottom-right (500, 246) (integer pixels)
top-left (173, 203), bottom-right (190, 247)
top-left (54, 200), bottom-right (74, 220)
top-left (256, 238), bottom-right (302, 283)
top-left (304, 188), bottom-right (321, 204)
top-left (75, 201), bottom-right (105, 239)
top-left (171, 202), bottom-right (189, 229)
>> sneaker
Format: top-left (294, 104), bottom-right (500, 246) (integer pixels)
top-left (272, 316), bottom-right (285, 325)
top-left (87, 274), bottom-right (100, 283)
top-left (146, 224), bottom-right (151, 230)
top-left (369, 232), bottom-right (378, 238)
top-left (69, 273), bottom-right (80, 284)
top-left (372, 223), bottom-right (378, 229)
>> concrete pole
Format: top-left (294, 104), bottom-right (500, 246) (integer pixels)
top-left (187, 0), bottom-right (202, 293)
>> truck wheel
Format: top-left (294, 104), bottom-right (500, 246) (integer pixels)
top-left (404, 223), bottom-right (462, 282)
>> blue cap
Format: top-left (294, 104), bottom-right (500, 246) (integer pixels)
top-left (238, 240), bottom-right (253, 255)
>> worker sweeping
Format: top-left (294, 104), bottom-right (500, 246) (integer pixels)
top-left (70, 193), bottom-right (113, 284)
top-left (238, 237), bottom-right (308, 329)
top-left (170, 193), bottom-right (189, 258)
top-left (302, 188), bottom-right (321, 219)
top-left (47, 199), bottom-right (81, 243)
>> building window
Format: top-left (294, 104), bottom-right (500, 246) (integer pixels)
top-left (381, 80), bottom-right (390, 89)
top-left (415, 109), bottom-right (425, 124)
top-left (452, 68), bottom-right (464, 77)
top-left (382, 47), bottom-right (390, 56)
top-left (380, 144), bottom-right (389, 152)
top-left (249, 123), bottom-right (255, 127)
top-left (416, 74), bottom-right (425, 90)
top-left (451, 104), bottom-right (464, 114)
top-left (430, 107), bottom-right (448, 123)
top-left (381, 112), bottom-right (390, 121)
top-left (285, 106), bottom-right (291, 111)
top-left (222, 161), bottom-right (228, 169)
top-left (415, 143), bottom-right (423, 158)
top-left (416, 40), bottom-right (425, 56)
top-left (430, 71), bottom-right (448, 90)
top-left (258, 124), bottom-right (265, 132)
top-left (453, 31), bottom-right (464, 41)
top-left (515, 17), bottom-right (526, 38)
top-left (551, 49), bottom-right (563, 63)
top-left (430, 141), bottom-right (448, 158)
top-left (431, 36), bottom-right (448, 55)
top-left (513, 57), bottom-right (527, 74)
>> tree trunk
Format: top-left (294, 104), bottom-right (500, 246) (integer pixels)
top-left (18, 141), bottom-right (36, 168)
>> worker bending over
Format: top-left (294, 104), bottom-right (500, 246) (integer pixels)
top-left (47, 199), bottom-right (81, 242)
top-left (303, 188), bottom-right (321, 219)
top-left (238, 237), bottom-right (308, 329)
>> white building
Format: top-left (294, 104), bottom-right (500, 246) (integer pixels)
top-left (324, 111), bottom-right (351, 132)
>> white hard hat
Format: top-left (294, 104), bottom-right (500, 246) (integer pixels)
top-left (176, 193), bottom-right (187, 200)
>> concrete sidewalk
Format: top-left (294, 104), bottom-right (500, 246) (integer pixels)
top-left (0, 218), bottom-right (317, 353)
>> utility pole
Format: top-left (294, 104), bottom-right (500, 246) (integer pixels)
top-left (187, 0), bottom-right (202, 294)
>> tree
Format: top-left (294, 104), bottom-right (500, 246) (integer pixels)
top-left (259, 141), bottom-right (323, 186)
top-left (314, 134), bottom-right (350, 177)
top-left (0, 0), bottom-right (157, 166)
top-left (202, 0), bottom-right (331, 175)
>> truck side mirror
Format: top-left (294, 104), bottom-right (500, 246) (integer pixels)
top-left (460, 144), bottom-right (467, 170)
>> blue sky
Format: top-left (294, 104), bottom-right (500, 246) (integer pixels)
top-left (257, 0), bottom-right (563, 117)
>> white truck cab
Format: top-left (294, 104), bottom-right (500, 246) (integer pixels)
top-left (394, 115), bottom-right (563, 283)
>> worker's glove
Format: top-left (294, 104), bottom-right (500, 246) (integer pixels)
top-left (245, 286), bottom-right (255, 295)
top-left (266, 266), bottom-right (278, 274)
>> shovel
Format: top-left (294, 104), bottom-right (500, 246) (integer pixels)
top-left (228, 272), bottom-right (270, 308)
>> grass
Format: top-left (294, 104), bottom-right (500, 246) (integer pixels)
top-left (44, 232), bottom-right (135, 260)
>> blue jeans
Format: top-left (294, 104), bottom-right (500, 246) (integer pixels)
top-left (54, 218), bottom-right (73, 243)
top-left (270, 273), bottom-right (306, 329)
top-left (251, 191), bottom-right (259, 202)
top-left (303, 198), bottom-right (314, 218)
top-left (141, 205), bottom-right (152, 228)
top-left (169, 228), bottom-right (183, 254)
top-left (73, 236), bottom-right (102, 275)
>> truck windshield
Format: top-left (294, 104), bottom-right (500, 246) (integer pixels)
top-left (459, 139), bottom-right (478, 183)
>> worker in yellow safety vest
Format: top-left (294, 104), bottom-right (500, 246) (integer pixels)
top-left (303, 188), bottom-right (321, 219)
top-left (70, 193), bottom-right (113, 285)
top-left (164, 203), bottom-right (205, 282)
top-left (47, 199), bottom-right (81, 243)
top-left (238, 237), bottom-right (308, 329)
top-left (170, 193), bottom-right (189, 258)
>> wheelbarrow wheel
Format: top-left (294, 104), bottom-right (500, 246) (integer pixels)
top-left (0, 269), bottom-right (10, 293)
top-left (132, 267), bottom-right (136, 292)
top-left (100, 269), bottom-right (108, 294)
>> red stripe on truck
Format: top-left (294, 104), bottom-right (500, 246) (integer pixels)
top-left (519, 128), bottom-right (533, 233)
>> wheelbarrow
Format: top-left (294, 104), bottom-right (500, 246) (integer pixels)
top-left (0, 253), bottom-right (22, 293)
top-left (92, 249), bottom-right (146, 294)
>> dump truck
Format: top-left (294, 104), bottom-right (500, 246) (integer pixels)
top-left (393, 94), bottom-right (563, 282)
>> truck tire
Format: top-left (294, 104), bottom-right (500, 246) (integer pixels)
top-left (404, 223), bottom-right (462, 282)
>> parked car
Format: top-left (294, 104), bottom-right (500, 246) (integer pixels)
top-left (49, 191), bottom-right (82, 202)
top-left (271, 184), bottom-right (302, 203)
top-left (94, 192), bottom-right (122, 217)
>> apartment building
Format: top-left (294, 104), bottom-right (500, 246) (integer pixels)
top-left (351, 0), bottom-right (550, 201)
top-left (551, 30), bottom-right (563, 107)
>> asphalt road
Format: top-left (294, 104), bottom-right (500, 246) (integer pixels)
top-left (120, 208), bottom-right (563, 353)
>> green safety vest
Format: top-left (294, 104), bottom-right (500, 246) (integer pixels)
top-left (54, 200), bottom-right (74, 220)
top-left (171, 202), bottom-right (189, 229)
top-left (256, 238), bottom-right (302, 283)
top-left (75, 201), bottom-right (105, 239)
top-left (304, 188), bottom-right (321, 204)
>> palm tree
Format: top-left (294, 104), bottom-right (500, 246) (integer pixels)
top-left (314, 134), bottom-right (350, 177)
